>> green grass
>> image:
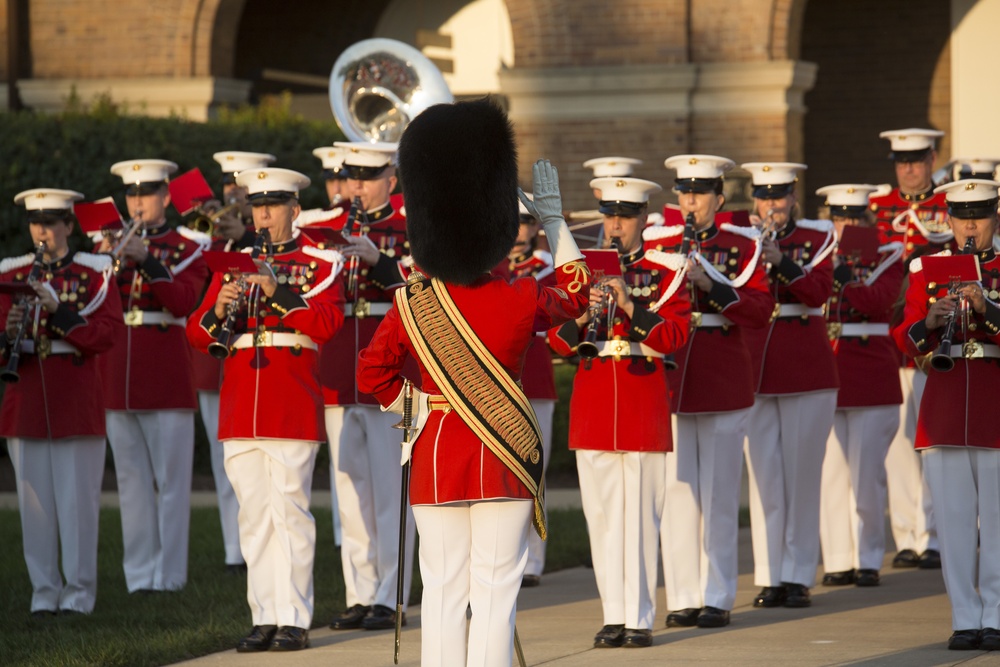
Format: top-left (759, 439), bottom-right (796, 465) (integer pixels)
top-left (0, 505), bottom-right (591, 667)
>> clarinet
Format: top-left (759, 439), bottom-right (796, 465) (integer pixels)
top-left (680, 211), bottom-right (697, 256)
top-left (2, 243), bottom-right (48, 383)
top-left (929, 236), bottom-right (977, 372)
top-left (208, 229), bottom-right (270, 360)
top-left (344, 196), bottom-right (364, 298)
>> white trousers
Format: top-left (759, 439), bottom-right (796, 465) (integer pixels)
top-left (198, 391), bottom-right (243, 565)
top-left (819, 406), bottom-right (898, 572)
top-left (746, 391), bottom-right (836, 588)
top-left (8, 437), bottom-right (105, 613)
top-left (327, 404), bottom-right (415, 610)
top-left (662, 409), bottom-right (749, 611)
top-left (885, 368), bottom-right (937, 553)
top-left (525, 399), bottom-right (554, 577)
top-left (576, 449), bottom-right (664, 630)
top-left (413, 500), bottom-right (532, 667)
top-left (106, 410), bottom-right (193, 592)
top-left (224, 438), bottom-right (318, 628)
top-left (923, 447), bottom-right (1000, 630)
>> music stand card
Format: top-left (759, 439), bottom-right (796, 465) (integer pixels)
top-left (203, 251), bottom-right (259, 275)
top-left (74, 197), bottom-right (123, 234)
top-left (921, 254), bottom-right (981, 284)
top-left (298, 226), bottom-right (349, 247)
top-left (837, 225), bottom-right (881, 264)
top-left (582, 249), bottom-right (623, 280)
top-left (0, 282), bottom-right (38, 296)
top-left (169, 168), bottom-right (215, 215)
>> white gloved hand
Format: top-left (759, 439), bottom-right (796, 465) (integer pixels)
top-left (518, 159), bottom-right (583, 266)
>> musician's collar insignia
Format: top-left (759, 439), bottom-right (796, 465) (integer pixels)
top-left (622, 248), bottom-right (644, 266)
top-left (697, 224), bottom-right (718, 242)
top-left (979, 248), bottom-right (996, 263)
top-left (272, 237), bottom-right (299, 255)
top-left (46, 254), bottom-right (72, 271)
top-left (366, 201), bottom-right (394, 222)
top-left (900, 188), bottom-right (932, 202)
top-left (774, 218), bottom-right (797, 240)
top-left (144, 223), bottom-right (169, 237)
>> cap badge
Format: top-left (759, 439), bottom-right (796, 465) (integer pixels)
top-left (899, 135), bottom-right (907, 141)
top-left (226, 156), bottom-right (235, 161)
top-left (132, 164), bottom-right (141, 171)
top-left (965, 183), bottom-right (976, 190)
top-left (846, 188), bottom-right (855, 193)
top-left (258, 171), bottom-right (268, 179)
top-left (689, 158), bottom-right (699, 165)
top-left (762, 165), bottom-right (771, 172)
top-left (616, 180), bottom-right (626, 188)
top-left (351, 148), bottom-right (360, 153)
top-left (36, 193), bottom-right (46, 199)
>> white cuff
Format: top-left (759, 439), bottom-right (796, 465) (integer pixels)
top-left (543, 218), bottom-right (584, 267)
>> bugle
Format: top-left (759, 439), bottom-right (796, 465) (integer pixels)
top-left (929, 236), bottom-right (977, 372)
top-left (2, 242), bottom-right (48, 383)
top-left (577, 237), bottom-right (623, 360)
top-left (208, 229), bottom-right (271, 359)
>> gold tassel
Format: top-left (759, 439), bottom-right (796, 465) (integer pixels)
top-left (533, 497), bottom-right (547, 541)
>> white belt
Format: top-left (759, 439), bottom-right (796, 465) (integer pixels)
top-left (124, 310), bottom-right (185, 327)
top-left (20, 339), bottom-right (78, 355)
top-left (344, 300), bottom-right (392, 318)
top-left (838, 323), bottom-right (890, 337)
top-left (948, 341), bottom-right (1000, 359)
top-left (691, 313), bottom-right (733, 328)
top-left (776, 304), bottom-right (824, 318)
top-left (232, 332), bottom-right (318, 351)
top-left (593, 340), bottom-right (665, 359)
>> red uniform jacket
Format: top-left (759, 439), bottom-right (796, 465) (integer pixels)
top-left (891, 248), bottom-right (1000, 449)
top-left (829, 242), bottom-right (905, 408)
top-left (100, 225), bottom-right (209, 410)
top-left (549, 248), bottom-right (690, 451)
top-left (0, 252), bottom-right (124, 439)
top-left (509, 249), bottom-right (557, 400)
top-left (743, 218), bottom-right (839, 396)
top-left (357, 262), bottom-right (590, 505)
top-left (187, 238), bottom-right (345, 442)
top-left (870, 187), bottom-right (954, 256)
top-left (647, 221), bottom-right (775, 414)
top-left (316, 194), bottom-right (420, 406)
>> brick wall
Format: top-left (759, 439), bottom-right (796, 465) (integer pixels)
top-left (801, 0), bottom-right (951, 216)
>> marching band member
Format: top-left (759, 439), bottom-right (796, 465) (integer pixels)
top-left (817, 184), bottom-right (904, 588)
top-left (742, 162), bottom-right (838, 609)
top-left (294, 145), bottom-right (349, 229)
top-left (324, 142), bottom-right (416, 631)
top-left (194, 150), bottom-right (276, 575)
top-left (98, 159), bottom-right (209, 594)
top-left (891, 179), bottom-right (1000, 652)
top-left (187, 167), bottom-right (345, 652)
top-left (550, 176), bottom-right (691, 648)
top-left (871, 128), bottom-right (952, 570)
top-left (508, 197), bottom-right (557, 588)
top-left (358, 100), bottom-right (590, 667)
top-left (1, 189), bottom-right (123, 617)
top-left (654, 155), bottom-right (774, 629)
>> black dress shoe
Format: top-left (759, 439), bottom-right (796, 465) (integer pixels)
top-left (665, 608), bottom-right (699, 627)
top-left (236, 625), bottom-right (277, 652)
top-left (918, 549), bottom-right (941, 569)
top-left (30, 609), bottom-right (56, 619)
top-left (696, 606), bottom-right (730, 628)
top-left (58, 609), bottom-right (85, 617)
top-left (329, 603), bottom-right (371, 630)
top-left (821, 570), bottom-right (855, 586)
top-left (593, 624), bottom-right (625, 648)
top-left (521, 574), bottom-right (541, 588)
top-left (855, 569), bottom-right (880, 587)
top-left (753, 586), bottom-right (787, 608)
top-left (783, 583), bottom-right (811, 608)
top-left (361, 604), bottom-right (404, 630)
top-left (947, 629), bottom-right (980, 650)
top-left (979, 627), bottom-right (1000, 651)
top-left (892, 548), bottom-right (920, 568)
top-left (622, 628), bottom-right (653, 648)
top-left (270, 626), bottom-right (309, 651)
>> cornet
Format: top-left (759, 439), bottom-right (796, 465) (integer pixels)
top-left (187, 199), bottom-right (240, 235)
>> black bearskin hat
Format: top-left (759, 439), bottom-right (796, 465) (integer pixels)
top-left (398, 98), bottom-right (518, 285)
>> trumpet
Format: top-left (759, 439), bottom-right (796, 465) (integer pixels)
top-left (187, 200), bottom-right (240, 235)
top-left (577, 237), bottom-right (623, 361)
top-left (107, 218), bottom-right (144, 274)
top-left (929, 236), bottom-right (977, 372)
top-left (2, 242), bottom-right (47, 383)
top-left (208, 229), bottom-right (270, 360)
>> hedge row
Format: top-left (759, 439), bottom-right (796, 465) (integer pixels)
top-left (0, 93), bottom-right (345, 253)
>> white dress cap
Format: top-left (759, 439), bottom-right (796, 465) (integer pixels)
top-left (741, 162), bottom-right (808, 186)
top-left (815, 184), bottom-right (880, 208)
top-left (952, 157), bottom-right (1000, 178)
top-left (583, 157), bottom-right (642, 178)
top-left (312, 145), bottom-right (349, 170)
top-left (212, 151), bottom-right (276, 175)
top-left (878, 128), bottom-right (944, 152)
top-left (590, 177), bottom-right (663, 204)
top-left (933, 178), bottom-right (1000, 204)
top-left (235, 168), bottom-right (311, 197)
top-left (109, 159), bottom-right (178, 184)
top-left (14, 188), bottom-right (85, 211)
top-left (663, 154), bottom-right (735, 180)
top-left (334, 141), bottom-right (398, 168)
